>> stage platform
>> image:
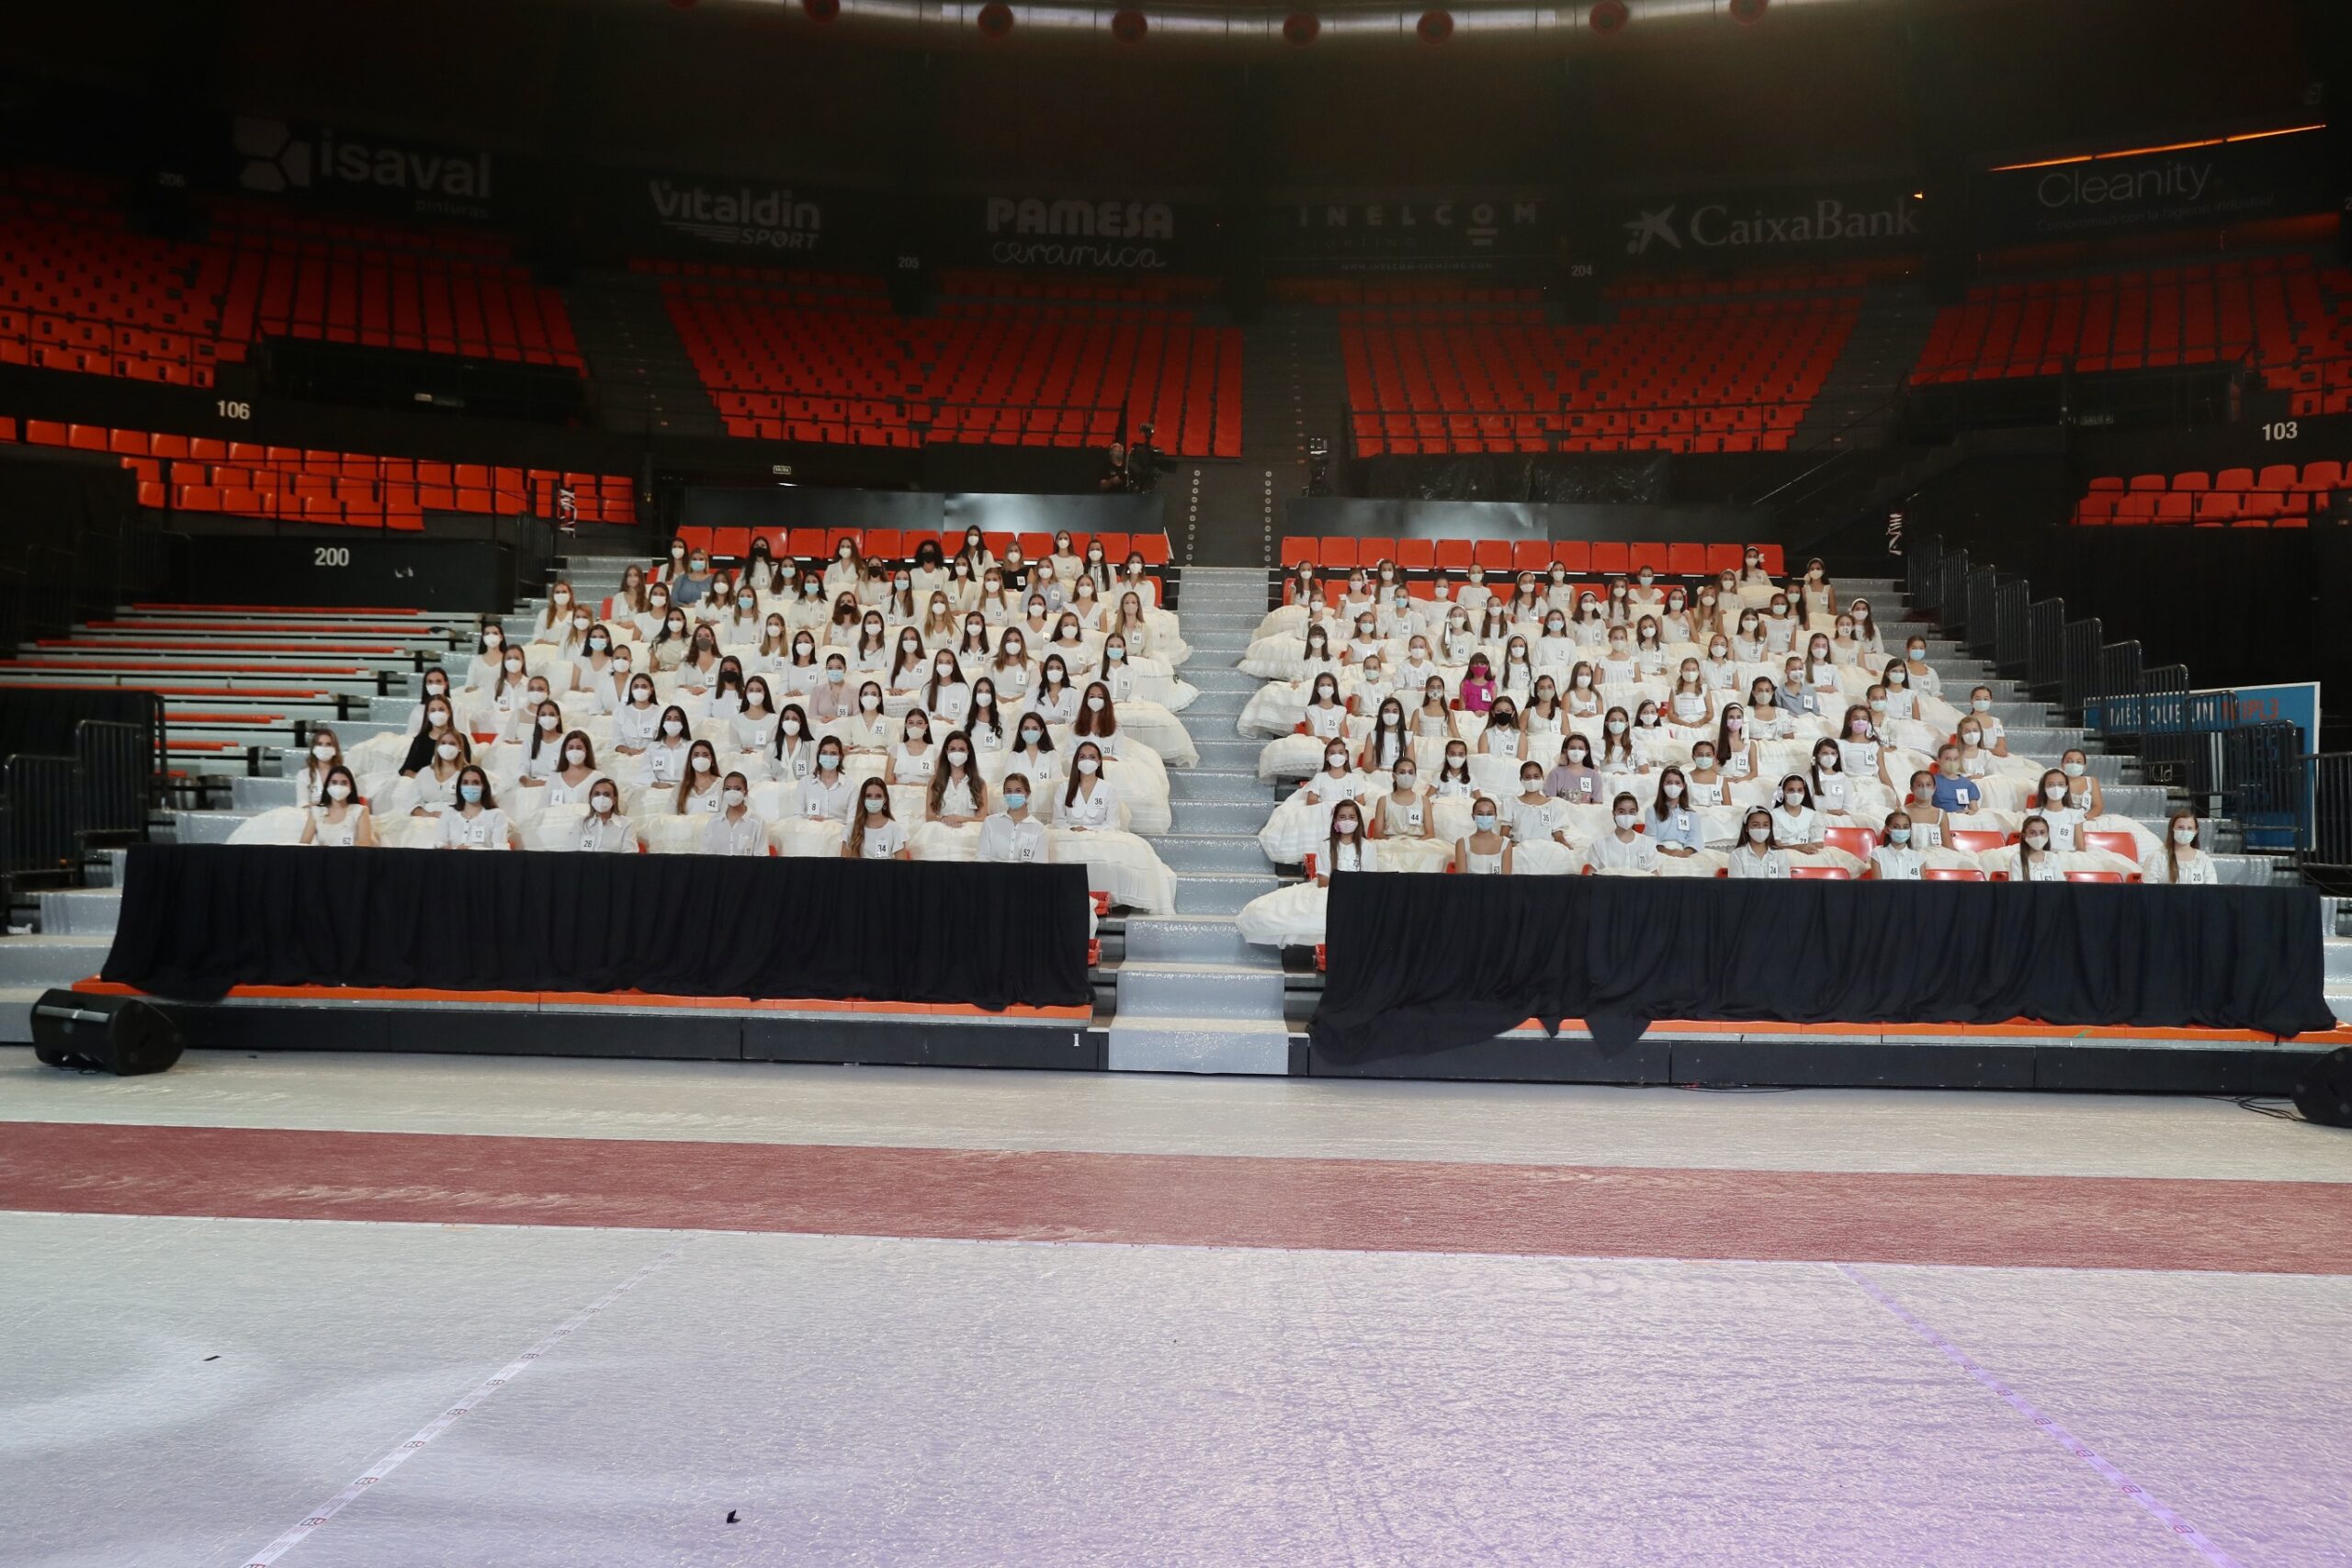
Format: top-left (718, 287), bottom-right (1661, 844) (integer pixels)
top-left (56, 978), bottom-right (2346, 1096)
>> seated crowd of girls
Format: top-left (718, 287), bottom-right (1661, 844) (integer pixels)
top-left (1231, 551), bottom-right (2217, 945)
top-left (279, 531), bottom-right (1172, 886)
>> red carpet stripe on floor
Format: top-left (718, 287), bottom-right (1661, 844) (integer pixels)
top-left (5, 1122), bottom-right (2346, 1274)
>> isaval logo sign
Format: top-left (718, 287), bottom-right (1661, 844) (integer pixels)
top-left (233, 118), bottom-right (493, 214)
top-left (649, 180), bottom-right (824, 252)
top-left (1622, 191), bottom-right (1921, 256)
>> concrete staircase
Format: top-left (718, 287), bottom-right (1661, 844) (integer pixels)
top-left (1793, 290), bottom-right (1942, 451)
top-left (1107, 565), bottom-right (1295, 1073)
top-left (566, 270), bottom-right (725, 439)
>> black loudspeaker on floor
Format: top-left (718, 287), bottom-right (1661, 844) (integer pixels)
top-left (2290, 1046), bottom-right (2352, 1130)
top-left (28, 991), bottom-right (185, 1077)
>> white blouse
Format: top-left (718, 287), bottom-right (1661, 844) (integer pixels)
top-left (703, 813), bottom-right (770, 857)
top-left (437, 807), bottom-right (512, 850)
top-left (1057, 779), bottom-right (1119, 829)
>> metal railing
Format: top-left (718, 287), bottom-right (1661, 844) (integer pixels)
top-left (2308, 753), bottom-right (2352, 875)
top-left (1906, 532), bottom-right (2336, 862)
top-left (74, 718), bottom-right (160, 846)
top-left (1, 754), bottom-right (79, 892)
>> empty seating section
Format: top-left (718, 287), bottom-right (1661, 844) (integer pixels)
top-left (0, 172), bottom-right (234, 386)
top-left (1271, 279), bottom-right (1546, 308)
top-left (664, 278), bottom-right (1242, 457)
top-left (2069, 462), bottom-right (2342, 527)
top-left (1345, 298), bottom-right (1856, 457)
top-left (1276, 535), bottom-right (1781, 581)
top-left (3, 419), bottom-right (634, 530)
top-left (666, 524), bottom-right (1170, 567)
top-left (0, 169), bottom-right (581, 386)
top-left (209, 201), bottom-right (582, 369)
top-left (1911, 256), bottom-right (2352, 402)
top-left (932, 269), bottom-right (1220, 306)
top-left (1601, 267), bottom-right (1879, 301)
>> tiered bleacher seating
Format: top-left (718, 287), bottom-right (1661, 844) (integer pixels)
top-left (209, 199), bottom-right (582, 369)
top-left (1910, 256), bottom-right (2352, 403)
top-left (1344, 298), bottom-right (1856, 457)
top-left (2, 418), bottom-right (634, 530)
top-left (663, 275), bottom-right (1242, 457)
top-left (0, 169), bottom-right (582, 387)
top-left (2068, 462), bottom-right (2342, 526)
top-left (1275, 536), bottom-right (1780, 581)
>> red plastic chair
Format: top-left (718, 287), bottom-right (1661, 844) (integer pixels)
top-left (1949, 828), bottom-right (2009, 856)
top-left (1923, 867), bottom-right (1987, 882)
top-left (1824, 826), bottom-right (1878, 861)
top-left (1789, 865), bottom-right (1851, 880)
top-left (2064, 871), bottom-right (2129, 884)
top-left (2083, 830), bottom-right (2140, 861)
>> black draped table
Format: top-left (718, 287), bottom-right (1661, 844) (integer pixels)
top-left (100, 844), bottom-right (1094, 1011)
top-left (1311, 874), bottom-right (2337, 1064)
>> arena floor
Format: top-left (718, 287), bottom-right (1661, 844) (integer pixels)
top-left (5, 1052), bottom-right (2350, 1567)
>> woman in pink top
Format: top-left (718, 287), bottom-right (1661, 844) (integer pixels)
top-left (1457, 653), bottom-right (1498, 714)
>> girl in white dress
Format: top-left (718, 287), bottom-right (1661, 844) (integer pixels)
top-left (643, 706), bottom-right (696, 789)
top-left (888, 709), bottom-right (939, 786)
top-left (966, 680), bottom-right (1009, 756)
top-left (703, 773), bottom-right (770, 857)
top-left (1433, 744), bottom-right (1476, 800)
top-left (540, 732), bottom-right (605, 807)
top-left (1771, 776), bottom-right (1826, 854)
top-left (1477, 697), bottom-right (1525, 761)
top-left (1586, 793), bottom-right (1660, 874)
top-left (1871, 814), bottom-right (1924, 880)
top-left (576, 781), bottom-right (638, 852)
top-left (436, 767), bottom-right (521, 851)
top-left (1808, 740), bottom-right (1854, 819)
top-left (1031, 658), bottom-right (1080, 727)
top-left (298, 765), bottom-right (375, 846)
top-left (2143, 811), bottom-right (2216, 885)
top-left (733, 678), bottom-right (781, 762)
top-left (1075, 682), bottom-right (1124, 758)
top-left (1057, 742), bottom-right (1119, 830)
top-left (922, 652), bottom-right (972, 728)
top-left (2005, 816), bottom-right (2067, 883)
top-left (2030, 769), bottom-right (2085, 852)
top-left (798, 741), bottom-right (856, 822)
top-left (842, 683), bottom-right (894, 754)
top-left (1727, 809), bottom-right (1789, 879)
top-left (611, 676), bottom-right (663, 756)
top-left (1414, 678), bottom-right (1460, 742)
top-left (927, 734), bottom-right (988, 827)
top-left (675, 741), bottom-right (726, 817)
top-left (1565, 662), bottom-right (1603, 720)
top-left (1714, 705), bottom-right (1759, 788)
top-left (990, 631), bottom-right (1034, 702)
top-left (1009, 716), bottom-right (1059, 793)
top-left (1666, 661), bottom-right (1715, 737)
top-left (771, 704), bottom-right (820, 784)
top-left (1453, 797), bottom-right (1514, 874)
top-left (1507, 763), bottom-right (1576, 865)
top-left (846, 781), bottom-right (911, 861)
top-left (293, 727), bottom-right (345, 807)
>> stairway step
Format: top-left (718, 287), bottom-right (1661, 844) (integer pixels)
top-left (232, 775), bottom-right (302, 810)
top-left (37, 889), bottom-right (120, 936)
top-left (1151, 833), bottom-right (1276, 873)
top-left (1161, 799), bottom-right (1274, 834)
top-left (1187, 735), bottom-right (1262, 765)
top-left (1105, 1015), bottom-right (1293, 1075)
top-left (1170, 772), bottom-right (1273, 805)
top-left (1115, 961), bottom-right (1287, 1020)
top-left (164, 810), bottom-right (255, 844)
top-left (1171, 870), bottom-right (1282, 914)
top-left (1123, 915), bottom-right (1279, 967)
top-left (0, 935), bottom-right (112, 989)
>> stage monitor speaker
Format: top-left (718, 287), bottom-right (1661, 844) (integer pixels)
top-left (29, 990), bottom-right (184, 1077)
top-left (2292, 1046), bottom-right (2352, 1129)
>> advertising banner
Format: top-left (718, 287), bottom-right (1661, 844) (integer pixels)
top-left (1607, 184), bottom-right (1925, 265)
top-left (941, 196), bottom-right (1210, 273)
top-left (593, 166), bottom-right (883, 266)
top-left (1972, 132), bottom-right (2332, 245)
top-left (228, 115), bottom-right (507, 224)
top-left (1268, 197), bottom-right (1555, 274)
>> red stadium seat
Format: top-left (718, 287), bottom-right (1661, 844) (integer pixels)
top-left (1319, 537), bottom-right (1358, 570)
top-left (1474, 540), bottom-right (1514, 573)
top-left (1434, 539), bottom-right (1474, 573)
top-left (1923, 867), bottom-right (1987, 882)
top-left (1396, 538), bottom-right (1435, 571)
top-left (1667, 543), bottom-right (1708, 577)
top-left (1949, 829), bottom-right (2008, 855)
top-left (1789, 865), bottom-right (1851, 880)
top-left (1552, 542), bottom-right (1589, 573)
top-left (2083, 830), bottom-right (2141, 861)
top-left (1589, 542), bottom-right (1630, 575)
top-left (1824, 826), bottom-right (1879, 861)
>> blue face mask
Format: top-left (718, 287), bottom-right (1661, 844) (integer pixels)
top-left (827, 670), bottom-right (845, 683)
top-left (1003, 793), bottom-right (1028, 812)
top-left (459, 784), bottom-right (483, 804)
top-left (1107, 647), bottom-right (1125, 660)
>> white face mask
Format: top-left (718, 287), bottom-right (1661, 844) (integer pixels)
top-left (566, 747), bottom-right (586, 764)
top-left (861, 694), bottom-right (882, 712)
top-left (1077, 757), bottom-right (1101, 775)
top-left (326, 783), bottom-right (351, 801)
top-left (1328, 753), bottom-right (1348, 772)
top-left (1663, 782), bottom-right (1682, 799)
top-left (436, 742), bottom-right (460, 761)
top-left (1087, 696), bottom-right (1106, 712)
top-left (1748, 825), bottom-right (1770, 842)
top-left (1972, 697), bottom-right (1991, 712)
top-left (692, 755), bottom-right (717, 774)
top-left (539, 715), bottom-right (560, 731)
top-left (2024, 834), bottom-right (2049, 851)
top-left (1614, 812), bottom-right (1637, 829)
top-left (573, 617), bottom-right (591, 632)
top-left (2173, 825), bottom-right (2198, 844)
top-left (1783, 790), bottom-right (1804, 806)
top-left (663, 720), bottom-right (685, 738)
top-left (2063, 761), bottom-right (2086, 778)
top-left (723, 788), bottom-right (745, 808)
top-left (593, 795), bottom-right (616, 816)
top-left (1395, 772), bottom-right (1416, 788)
top-left (504, 658), bottom-right (525, 674)
top-left (780, 719), bottom-right (802, 738)
top-left (947, 749), bottom-right (969, 765)
top-left (311, 742), bottom-right (335, 761)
